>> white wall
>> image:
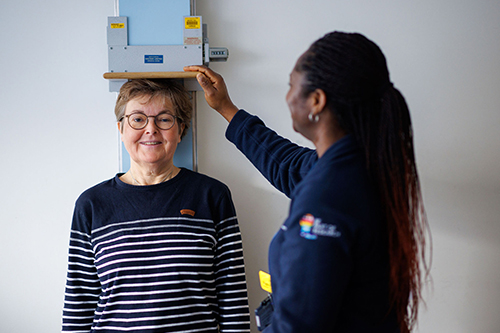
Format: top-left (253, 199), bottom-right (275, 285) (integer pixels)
top-left (1, 1), bottom-right (499, 332)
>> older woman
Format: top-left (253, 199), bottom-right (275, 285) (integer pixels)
top-left (62, 79), bottom-right (250, 332)
top-left (186, 31), bottom-right (430, 332)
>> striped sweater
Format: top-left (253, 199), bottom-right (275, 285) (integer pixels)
top-left (62, 168), bottom-right (250, 332)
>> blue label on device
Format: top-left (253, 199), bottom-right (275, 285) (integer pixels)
top-left (145, 55), bottom-right (163, 64)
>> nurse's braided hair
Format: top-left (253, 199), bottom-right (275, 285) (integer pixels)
top-left (296, 31), bottom-right (430, 332)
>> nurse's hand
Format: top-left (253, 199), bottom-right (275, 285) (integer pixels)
top-left (184, 65), bottom-right (239, 122)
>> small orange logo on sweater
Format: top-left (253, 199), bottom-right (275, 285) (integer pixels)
top-left (180, 209), bottom-right (195, 217)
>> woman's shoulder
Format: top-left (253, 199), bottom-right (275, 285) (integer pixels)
top-left (75, 176), bottom-right (119, 203)
top-left (179, 168), bottom-right (230, 191)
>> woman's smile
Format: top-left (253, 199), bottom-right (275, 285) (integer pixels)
top-left (140, 140), bottom-right (162, 146)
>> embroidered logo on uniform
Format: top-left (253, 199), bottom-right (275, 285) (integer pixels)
top-left (180, 209), bottom-right (195, 217)
top-left (299, 214), bottom-right (341, 240)
top-left (299, 214), bottom-right (317, 240)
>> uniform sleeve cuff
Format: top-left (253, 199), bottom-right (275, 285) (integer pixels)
top-left (225, 109), bottom-right (251, 143)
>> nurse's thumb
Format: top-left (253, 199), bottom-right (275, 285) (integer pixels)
top-left (197, 73), bottom-right (212, 89)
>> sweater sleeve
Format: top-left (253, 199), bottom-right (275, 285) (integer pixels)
top-left (225, 110), bottom-right (318, 198)
top-left (62, 198), bottom-right (101, 332)
top-left (213, 185), bottom-right (251, 332)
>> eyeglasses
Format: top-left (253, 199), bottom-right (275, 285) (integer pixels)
top-left (120, 112), bottom-right (180, 130)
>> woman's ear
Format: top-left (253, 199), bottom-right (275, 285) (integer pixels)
top-left (311, 88), bottom-right (327, 113)
top-left (117, 122), bottom-right (123, 140)
top-left (179, 123), bottom-right (186, 141)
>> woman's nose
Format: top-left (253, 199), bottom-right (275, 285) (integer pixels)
top-left (144, 117), bottom-right (158, 134)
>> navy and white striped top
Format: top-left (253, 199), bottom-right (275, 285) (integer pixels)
top-left (62, 168), bottom-right (250, 332)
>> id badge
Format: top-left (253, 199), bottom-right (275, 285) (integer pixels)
top-left (255, 294), bottom-right (273, 331)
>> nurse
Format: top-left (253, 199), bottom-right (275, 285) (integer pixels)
top-left (185, 31), bottom-right (430, 332)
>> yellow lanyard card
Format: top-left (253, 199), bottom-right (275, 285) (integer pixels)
top-left (259, 270), bottom-right (272, 293)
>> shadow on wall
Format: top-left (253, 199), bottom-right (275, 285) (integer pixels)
top-left (420, 177), bottom-right (500, 332)
top-left (422, 178), bottom-right (500, 246)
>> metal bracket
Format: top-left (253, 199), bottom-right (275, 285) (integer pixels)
top-left (209, 47), bottom-right (229, 62)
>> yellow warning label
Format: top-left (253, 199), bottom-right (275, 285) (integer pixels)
top-left (259, 270), bottom-right (272, 293)
top-left (185, 17), bottom-right (201, 29)
top-left (111, 23), bottom-right (125, 29)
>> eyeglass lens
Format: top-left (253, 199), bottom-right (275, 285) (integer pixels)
top-left (127, 112), bottom-right (176, 130)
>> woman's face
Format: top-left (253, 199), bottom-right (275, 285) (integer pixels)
top-left (286, 68), bottom-right (312, 135)
top-left (119, 95), bottom-right (184, 169)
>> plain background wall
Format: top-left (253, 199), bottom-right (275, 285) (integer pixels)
top-left (1, 1), bottom-right (499, 332)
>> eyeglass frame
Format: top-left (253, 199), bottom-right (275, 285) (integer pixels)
top-left (119, 111), bottom-right (181, 130)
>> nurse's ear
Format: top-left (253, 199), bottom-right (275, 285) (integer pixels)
top-left (307, 88), bottom-right (328, 118)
